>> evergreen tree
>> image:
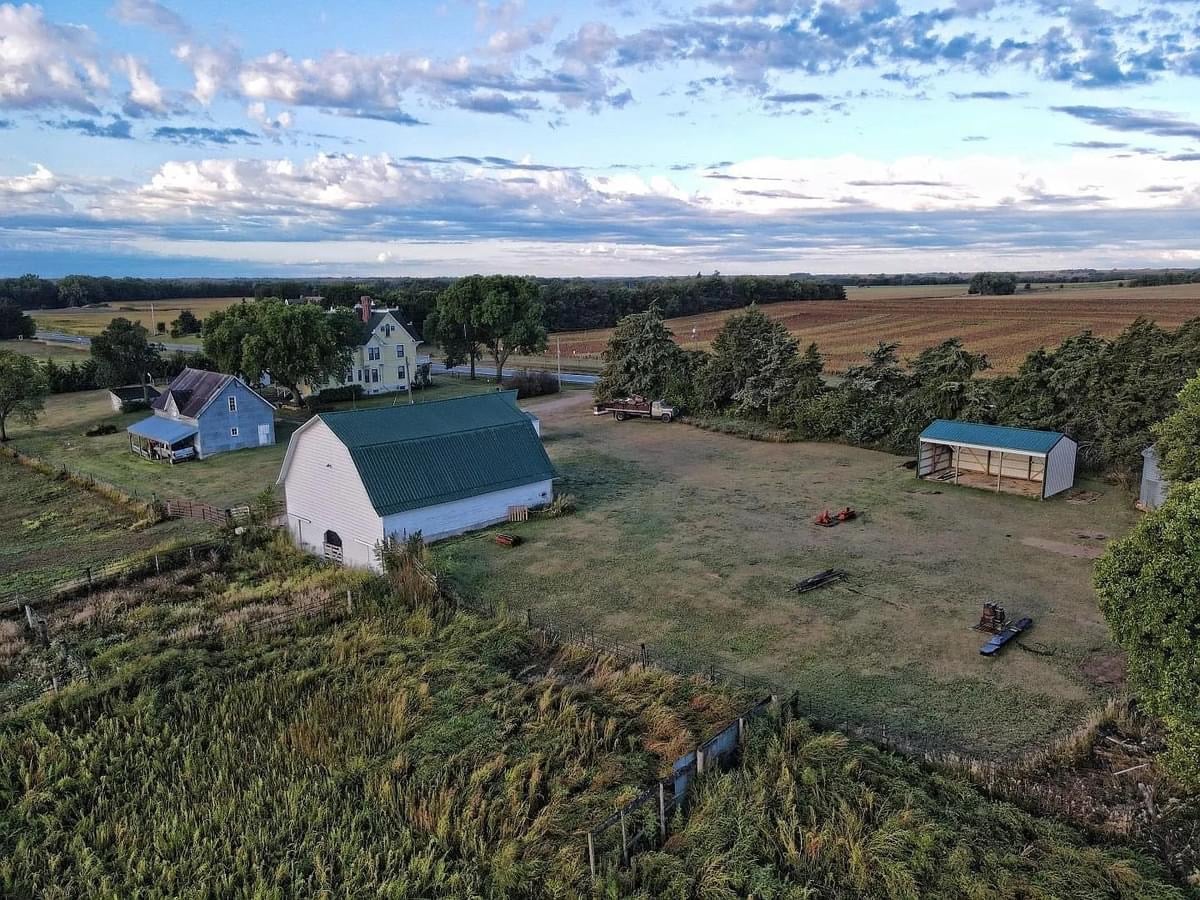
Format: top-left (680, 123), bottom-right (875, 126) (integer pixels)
top-left (595, 305), bottom-right (688, 403)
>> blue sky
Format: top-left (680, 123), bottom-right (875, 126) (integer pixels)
top-left (1, 0), bottom-right (1198, 276)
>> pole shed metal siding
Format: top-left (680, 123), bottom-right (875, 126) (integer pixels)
top-left (917, 420), bottom-right (1077, 499)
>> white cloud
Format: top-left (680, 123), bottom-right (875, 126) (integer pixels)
top-left (118, 54), bottom-right (166, 113)
top-left (110, 0), bottom-right (187, 34)
top-left (485, 16), bottom-right (558, 55)
top-left (173, 41), bottom-right (236, 105)
top-left (0, 3), bottom-right (108, 111)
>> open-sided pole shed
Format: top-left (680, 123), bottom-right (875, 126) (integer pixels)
top-left (917, 420), bottom-right (1077, 499)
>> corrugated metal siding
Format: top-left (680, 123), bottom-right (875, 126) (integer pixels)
top-left (920, 419), bottom-right (1065, 454)
top-left (381, 479), bottom-right (552, 543)
top-left (281, 419), bottom-right (384, 569)
top-left (350, 422), bottom-right (555, 516)
top-left (1140, 447), bottom-right (1168, 509)
top-left (1043, 436), bottom-right (1077, 498)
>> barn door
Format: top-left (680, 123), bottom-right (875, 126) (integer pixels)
top-left (258, 423), bottom-right (270, 446)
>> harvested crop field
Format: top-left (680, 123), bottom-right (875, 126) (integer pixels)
top-left (535, 282), bottom-right (1200, 375)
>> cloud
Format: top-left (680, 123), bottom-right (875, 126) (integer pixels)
top-left (151, 125), bottom-right (259, 145)
top-left (45, 117), bottom-right (133, 139)
top-left (331, 107), bottom-right (428, 126)
top-left (1052, 105), bottom-right (1200, 140)
top-left (110, 0), bottom-right (187, 35)
top-left (1061, 139), bottom-right (1129, 149)
top-left (0, 4), bottom-right (108, 111)
top-left (765, 92), bottom-right (826, 103)
top-left (454, 91), bottom-right (541, 115)
top-left (949, 90), bottom-right (1023, 100)
top-left (0, 119), bottom-right (11, 129)
top-left (117, 55), bottom-right (167, 115)
top-left (485, 16), bottom-right (558, 55)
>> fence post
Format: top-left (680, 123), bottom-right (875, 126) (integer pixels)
top-left (658, 782), bottom-right (666, 840)
top-left (154, 554), bottom-right (160, 575)
top-left (189, 547), bottom-right (195, 564)
top-left (86, 567), bottom-right (92, 597)
top-left (587, 832), bottom-right (596, 881)
top-left (620, 810), bottom-right (628, 865)
top-left (527, 608), bottom-right (532, 628)
top-left (640, 642), bottom-right (648, 667)
top-left (346, 589), bottom-right (353, 615)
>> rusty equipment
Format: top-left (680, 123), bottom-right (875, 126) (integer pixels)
top-left (973, 602), bottom-right (1008, 634)
top-left (494, 533), bottom-right (522, 547)
top-left (837, 507), bottom-right (857, 522)
top-left (814, 509), bottom-right (837, 527)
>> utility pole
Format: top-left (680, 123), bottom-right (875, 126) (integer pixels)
top-left (405, 356), bottom-right (413, 404)
top-left (556, 337), bottom-right (562, 391)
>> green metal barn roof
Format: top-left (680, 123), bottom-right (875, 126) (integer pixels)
top-left (919, 419), bottom-right (1065, 455)
top-left (319, 391), bottom-right (555, 516)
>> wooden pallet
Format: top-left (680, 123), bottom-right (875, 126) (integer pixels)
top-left (790, 568), bottom-right (848, 594)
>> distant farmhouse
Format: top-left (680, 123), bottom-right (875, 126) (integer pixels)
top-left (108, 384), bottom-right (161, 413)
top-left (277, 391), bottom-right (555, 568)
top-left (323, 296), bottom-right (430, 396)
top-left (126, 368), bottom-right (276, 463)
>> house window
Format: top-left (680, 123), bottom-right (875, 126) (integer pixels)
top-left (368, 346), bottom-right (380, 361)
top-left (396, 344), bottom-right (405, 358)
top-left (344, 370), bottom-right (352, 382)
top-left (383, 324), bottom-right (393, 337)
top-left (356, 369), bottom-right (362, 382)
top-left (227, 396), bottom-right (237, 412)
top-left (398, 367), bottom-right (406, 382)
top-left (230, 426), bottom-right (239, 437)
top-left (371, 368), bottom-right (380, 383)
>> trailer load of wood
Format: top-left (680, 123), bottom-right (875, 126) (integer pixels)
top-left (973, 602), bottom-right (1008, 634)
top-left (979, 616), bottom-right (1032, 656)
top-left (594, 396), bottom-right (678, 423)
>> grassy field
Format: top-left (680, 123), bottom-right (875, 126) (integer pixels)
top-left (1, 527), bottom-right (1187, 897)
top-left (30, 297), bottom-right (248, 344)
top-left (4, 377), bottom-right (540, 509)
top-left (435, 394), bottom-right (1141, 757)
top-left (0, 338), bottom-right (92, 365)
top-left (0, 455), bottom-right (199, 598)
top-left (526, 282), bottom-right (1200, 375)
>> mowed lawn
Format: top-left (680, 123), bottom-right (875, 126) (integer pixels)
top-left (4, 377), bottom-right (523, 509)
top-left (0, 455), bottom-right (199, 598)
top-left (435, 395), bottom-right (1139, 757)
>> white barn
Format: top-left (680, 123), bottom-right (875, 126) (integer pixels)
top-left (917, 420), bottom-right (1077, 499)
top-left (277, 391), bottom-right (555, 569)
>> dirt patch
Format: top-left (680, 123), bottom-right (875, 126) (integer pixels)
top-left (1020, 537), bottom-right (1105, 559)
top-left (1081, 652), bottom-right (1126, 689)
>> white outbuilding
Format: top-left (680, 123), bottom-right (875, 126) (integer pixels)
top-left (277, 391), bottom-right (555, 568)
top-left (917, 419), bottom-right (1077, 499)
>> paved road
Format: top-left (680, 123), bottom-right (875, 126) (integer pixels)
top-left (36, 330), bottom-right (600, 385)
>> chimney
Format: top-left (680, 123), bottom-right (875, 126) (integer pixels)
top-left (359, 295), bottom-right (372, 324)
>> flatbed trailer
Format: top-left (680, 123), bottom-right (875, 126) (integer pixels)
top-left (979, 616), bottom-right (1033, 656)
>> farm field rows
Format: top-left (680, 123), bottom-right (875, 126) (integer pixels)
top-left (436, 393), bottom-right (1140, 757)
top-left (29, 296), bottom-right (248, 342)
top-left (529, 282), bottom-right (1200, 375)
top-left (0, 338), bottom-right (92, 365)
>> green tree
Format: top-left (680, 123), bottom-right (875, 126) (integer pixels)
top-left (0, 300), bottom-right (35, 339)
top-left (170, 309), bottom-right (202, 337)
top-left (91, 317), bottom-right (158, 387)
top-left (204, 300), bottom-right (359, 403)
top-left (0, 350), bottom-right (48, 440)
top-left (696, 306), bottom-right (781, 411)
top-left (426, 275), bottom-right (545, 382)
top-left (967, 272), bottom-right (1018, 295)
top-left (596, 305), bottom-right (688, 403)
top-left (1151, 372), bottom-right (1200, 486)
top-left (1095, 481), bottom-right (1200, 787)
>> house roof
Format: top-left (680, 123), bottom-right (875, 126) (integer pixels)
top-left (110, 384), bottom-right (161, 402)
top-left (152, 367), bottom-right (273, 418)
top-left (315, 391), bottom-right (555, 516)
top-left (919, 419), bottom-right (1066, 455)
top-left (127, 416), bottom-right (198, 445)
top-left (359, 310), bottom-right (421, 345)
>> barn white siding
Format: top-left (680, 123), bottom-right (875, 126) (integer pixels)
top-left (381, 479), bottom-right (553, 544)
top-left (1043, 437), bottom-right (1077, 498)
top-left (279, 419), bottom-right (384, 569)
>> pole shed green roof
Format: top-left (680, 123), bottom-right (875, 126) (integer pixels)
top-left (318, 391), bottom-right (555, 516)
top-left (919, 419), bottom-right (1066, 455)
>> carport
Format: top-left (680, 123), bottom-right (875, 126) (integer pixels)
top-left (917, 420), bottom-right (1077, 499)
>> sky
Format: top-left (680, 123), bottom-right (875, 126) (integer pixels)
top-left (0, 0), bottom-right (1198, 277)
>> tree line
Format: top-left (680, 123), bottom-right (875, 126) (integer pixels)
top-left (597, 304), bottom-right (1200, 478)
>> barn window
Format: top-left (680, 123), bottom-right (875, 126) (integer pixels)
top-left (323, 530), bottom-right (343, 563)
top-left (227, 396), bottom-right (237, 412)
top-left (230, 426), bottom-right (239, 437)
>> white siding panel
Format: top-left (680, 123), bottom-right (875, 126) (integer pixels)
top-left (1043, 437), bottom-right (1077, 498)
top-left (381, 479), bottom-right (553, 544)
top-left (281, 420), bottom-right (384, 569)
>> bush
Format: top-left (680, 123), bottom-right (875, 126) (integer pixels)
top-left (84, 423), bottom-right (118, 437)
top-left (306, 384), bottom-right (364, 410)
top-left (120, 400), bottom-right (151, 414)
top-left (504, 368), bottom-right (559, 399)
